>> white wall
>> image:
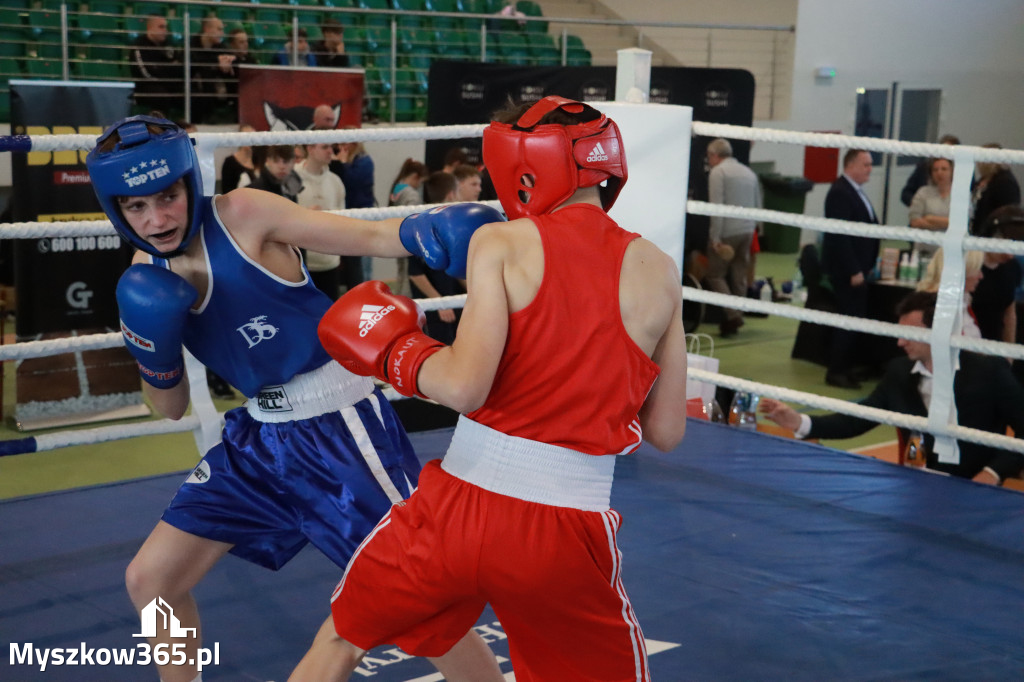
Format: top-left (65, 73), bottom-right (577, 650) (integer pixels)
top-left (751, 0), bottom-right (1024, 222)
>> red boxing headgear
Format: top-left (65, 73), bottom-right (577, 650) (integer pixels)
top-left (482, 96), bottom-right (627, 220)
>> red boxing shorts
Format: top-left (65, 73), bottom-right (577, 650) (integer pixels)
top-left (331, 418), bottom-right (650, 681)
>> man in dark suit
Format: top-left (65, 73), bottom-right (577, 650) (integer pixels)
top-left (761, 291), bottom-right (1024, 486)
top-left (821, 149), bottom-right (880, 388)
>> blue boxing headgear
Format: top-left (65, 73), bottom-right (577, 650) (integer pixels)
top-left (86, 116), bottom-right (203, 257)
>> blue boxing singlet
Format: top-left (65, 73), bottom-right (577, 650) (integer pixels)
top-left (152, 196), bottom-right (336, 398)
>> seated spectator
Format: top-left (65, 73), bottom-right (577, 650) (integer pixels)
top-left (453, 164), bottom-right (482, 202)
top-left (312, 103), bottom-right (339, 130)
top-left (295, 142), bottom-right (346, 300)
top-left (273, 28), bottom-right (317, 67)
top-left (220, 123), bottom-right (257, 192)
top-left (388, 158), bottom-right (428, 206)
top-left (760, 291), bottom-right (1024, 486)
top-left (313, 18), bottom-right (349, 68)
top-left (248, 145), bottom-right (303, 202)
top-left (908, 157), bottom-right (953, 255)
top-left (974, 205), bottom-right (1024, 343)
top-left (190, 15), bottom-right (235, 123)
top-left (915, 248), bottom-right (984, 338)
top-left (900, 134), bottom-right (960, 207)
top-left (129, 14), bottom-right (182, 115)
top-left (408, 172), bottom-right (465, 344)
top-left (225, 27), bottom-right (257, 97)
top-left (972, 145), bottom-right (1022, 234)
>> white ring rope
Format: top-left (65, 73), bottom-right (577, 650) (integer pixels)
top-left (1, 120), bottom-right (1022, 465)
top-left (691, 122), bottom-right (1024, 165)
top-left (688, 367), bottom-right (1024, 455)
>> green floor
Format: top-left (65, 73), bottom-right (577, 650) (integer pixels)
top-left (0, 250), bottom-right (894, 500)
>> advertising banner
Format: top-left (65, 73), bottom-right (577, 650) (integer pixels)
top-left (9, 80), bottom-right (146, 430)
top-left (237, 65), bottom-right (364, 131)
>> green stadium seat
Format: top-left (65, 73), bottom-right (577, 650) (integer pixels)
top-left (526, 31), bottom-right (559, 65)
top-left (251, 20), bottom-right (289, 48)
top-left (28, 32), bottom-right (63, 60)
top-left (365, 66), bottom-right (392, 120)
top-left (253, 8), bottom-right (290, 25)
top-left (27, 8), bottom-right (62, 39)
top-left (76, 12), bottom-right (121, 43)
top-left (74, 59), bottom-right (127, 80)
top-left (131, 3), bottom-right (165, 18)
top-left (423, 0), bottom-right (460, 29)
top-left (516, 1), bottom-right (546, 33)
top-left (356, 0), bottom-right (391, 28)
top-left (495, 30), bottom-right (528, 64)
top-left (0, 9), bottom-right (28, 58)
top-left (215, 7), bottom-right (251, 24)
top-left (25, 57), bottom-right (63, 79)
top-left (391, 0), bottom-right (424, 28)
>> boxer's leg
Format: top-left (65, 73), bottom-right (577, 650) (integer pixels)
top-left (125, 521), bottom-right (232, 682)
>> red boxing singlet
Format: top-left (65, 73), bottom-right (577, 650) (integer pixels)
top-left (468, 204), bottom-right (660, 455)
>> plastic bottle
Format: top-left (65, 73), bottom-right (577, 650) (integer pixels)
top-left (760, 282), bottom-right (772, 302)
top-left (898, 252), bottom-right (910, 281)
top-left (729, 391), bottom-right (760, 431)
top-left (909, 250), bottom-right (920, 282)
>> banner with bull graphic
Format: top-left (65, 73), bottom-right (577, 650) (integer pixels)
top-left (237, 65), bottom-right (364, 131)
top-left (9, 80), bottom-right (147, 430)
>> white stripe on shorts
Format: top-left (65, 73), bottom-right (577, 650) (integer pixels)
top-left (341, 396), bottom-right (405, 505)
top-left (602, 509), bottom-right (650, 682)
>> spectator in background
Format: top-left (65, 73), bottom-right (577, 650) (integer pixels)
top-left (312, 103), bottom-right (339, 130)
top-left (908, 157), bottom-right (953, 256)
top-left (219, 123), bottom-right (257, 192)
top-left (295, 143), bottom-right (347, 300)
top-left (331, 134), bottom-right (376, 285)
top-left (760, 292), bottom-right (1024, 486)
top-left (407, 172), bottom-right (465, 344)
top-left (388, 159), bottom-right (428, 294)
top-left (313, 19), bottom-right (349, 68)
top-left (388, 158), bottom-right (428, 206)
top-left (972, 144), bottom-right (1021, 235)
top-left (249, 145), bottom-right (303, 202)
top-left (900, 134), bottom-right (960, 207)
top-left (190, 15), bottom-right (235, 123)
top-left (821, 149), bottom-right (880, 390)
top-left (129, 14), bottom-right (182, 115)
top-left (441, 146), bottom-right (469, 173)
top-left (222, 28), bottom-right (256, 105)
top-left (453, 164), bottom-right (482, 202)
top-left (704, 137), bottom-right (762, 338)
top-left (974, 205), bottom-right (1024, 344)
top-left (273, 28), bottom-right (317, 67)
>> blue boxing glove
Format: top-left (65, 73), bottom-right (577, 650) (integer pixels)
top-left (399, 203), bottom-right (504, 278)
top-left (116, 264), bottom-right (198, 389)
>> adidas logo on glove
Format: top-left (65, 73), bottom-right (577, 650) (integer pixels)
top-left (586, 142), bottom-right (608, 163)
top-left (358, 304), bottom-right (396, 337)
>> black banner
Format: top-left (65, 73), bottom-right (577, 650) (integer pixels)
top-left (425, 61), bottom-right (755, 254)
top-left (10, 80), bottom-right (135, 336)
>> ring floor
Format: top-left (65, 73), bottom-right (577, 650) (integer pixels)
top-left (3, 420), bottom-right (1023, 681)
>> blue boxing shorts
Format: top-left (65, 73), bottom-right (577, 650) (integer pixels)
top-left (162, 362), bottom-right (420, 570)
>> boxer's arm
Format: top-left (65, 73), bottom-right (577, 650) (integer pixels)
top-left (638, 267), bottom-right (689, 452)
top-left (416, 227), bottom-right (509, 412)
top-left (143, 373), bottom-right (192, 420)
top-left (217, 188), bottom-right (408, 257)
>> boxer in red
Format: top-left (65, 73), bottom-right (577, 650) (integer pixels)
top-left (291, 96), bottom-right (689, 681)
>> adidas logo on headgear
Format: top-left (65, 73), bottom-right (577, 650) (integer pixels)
top-left (358, 304), bottom-right (396, 337)
top-left (586, 142), bottom-right (608, 163)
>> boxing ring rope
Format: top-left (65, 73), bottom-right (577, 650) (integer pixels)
top-left (1, 122), bottom-right (1022, 470)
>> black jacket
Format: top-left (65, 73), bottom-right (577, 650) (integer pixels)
top-left (809, 352), bottom-right (1024, 482)
top-left (821, 175), bottom-right (880, 286)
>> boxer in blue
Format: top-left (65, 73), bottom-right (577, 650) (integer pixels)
top-left (86, 116), bottom-right (503, 682)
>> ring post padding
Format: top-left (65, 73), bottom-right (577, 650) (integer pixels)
top-left (185, 350), bottom-right (224, 456)
top-left (595, 102), bottom-right (691, 275)
top-left (928, 147), bottom-right (974, 463)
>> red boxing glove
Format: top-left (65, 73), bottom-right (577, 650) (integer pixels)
top-left (318, 281), bottom-right (444, 398)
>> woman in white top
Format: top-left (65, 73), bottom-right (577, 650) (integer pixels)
top-left (915, 248), bottom-right (983, 338)
top-left (909, 157), bottom-right (953, 255)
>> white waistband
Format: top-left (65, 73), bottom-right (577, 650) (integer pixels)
top-left (441, 416), bottom-right (617, 512)
top-left (245, 362), bottom-right (375, 423)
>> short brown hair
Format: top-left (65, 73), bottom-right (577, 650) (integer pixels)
top-left (424, 171), bottom-right (457, 203)
top-left (843, 149), bottom-right (868, 168)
